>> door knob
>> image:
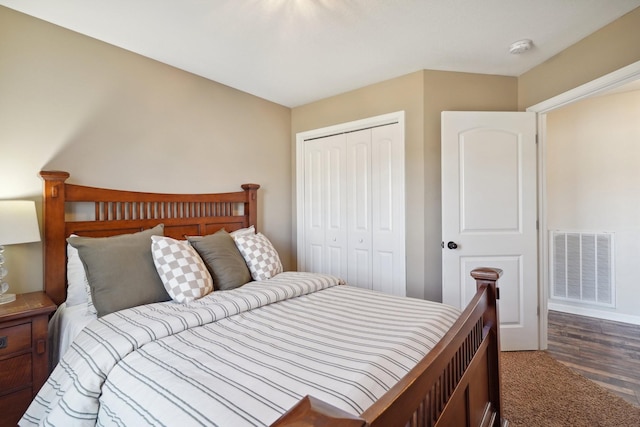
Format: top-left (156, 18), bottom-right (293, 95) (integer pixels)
top-left (447, 241), bottom-right (458, 250)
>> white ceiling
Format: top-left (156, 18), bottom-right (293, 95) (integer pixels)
top-left (2, 0), bottom-right (639, 107)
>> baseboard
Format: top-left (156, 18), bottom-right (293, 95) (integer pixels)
top-left (548, 302), bottom-right (640, 326)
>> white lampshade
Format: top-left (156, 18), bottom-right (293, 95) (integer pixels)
top-left (0, 201), bottom-right (41, 245)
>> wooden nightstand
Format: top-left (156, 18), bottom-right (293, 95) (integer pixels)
top-left (0, 292), bottom-right (56, 427)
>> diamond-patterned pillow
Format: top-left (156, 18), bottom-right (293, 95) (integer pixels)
top-left (151, 236), bottom-right (213, 303)
top-left (233, 232), bottom-right (283, 281)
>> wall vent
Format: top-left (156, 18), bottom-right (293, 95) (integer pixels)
top-left (550, 231), bottom-right (615, 307)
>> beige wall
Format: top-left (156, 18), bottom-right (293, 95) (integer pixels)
top-left (292, 71), bottom-right (516, 300)
top-left (546, 90), bottom-right (640, 317)
top-left (0, 7), bottom-right (292, 294)
top-left (3, 3), bottom-right (639, 304)
top-left (519, 7), bottom-right (640, 110)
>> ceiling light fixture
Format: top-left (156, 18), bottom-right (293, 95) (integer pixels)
top-left (509, 39), bottom-right (533, 54)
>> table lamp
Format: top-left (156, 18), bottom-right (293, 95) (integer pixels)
top-left (0, 200), bottom-right (41, 304)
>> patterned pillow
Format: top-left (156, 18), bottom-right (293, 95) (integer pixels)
top-left (233, 232), bottom-right (283, 281)
top-left (151, 236), bottom-right (213, 303)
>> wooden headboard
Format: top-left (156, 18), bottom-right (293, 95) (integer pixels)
top-left (40, 171), bottom-right (260, 306)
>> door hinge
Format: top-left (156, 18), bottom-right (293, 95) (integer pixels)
top-left (496, 287), bottom-right (500, 300)
top-left (537, 306), bottom-right (540, 316)
top-left (536, 220), bottom-right (539, 230)
top-left (535, 134), bottom-right (539, 144)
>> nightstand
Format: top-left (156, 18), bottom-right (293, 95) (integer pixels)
top-left (0, 292), bottom-right (56, 427)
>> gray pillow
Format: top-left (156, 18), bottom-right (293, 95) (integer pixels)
top-left (188, 229), bottom-right (251, 290)
top-left (67, 224), bottom-right (170, 317)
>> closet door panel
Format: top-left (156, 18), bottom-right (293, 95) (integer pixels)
top-left (304, 139), bottom-right (326, 274)
top-left (373, 251), bottom-right (394, 294)
top-left (352, 248), bottom-right (371, 289)
top-left (371, 124), bottom-right (405, 295)
top-left (347, 129), bottom-right (372, 289)
top-left (324, 135), bottom-right (347, 279)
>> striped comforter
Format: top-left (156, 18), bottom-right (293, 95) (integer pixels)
top-left (21, 272), bottom-right (460, 427)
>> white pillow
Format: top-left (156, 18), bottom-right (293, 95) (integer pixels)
top-left (151, 236), bottom-right (213, 303)
top-left (230, 225), bottom-right (255, 238)
top-left (66, 239), bottom-right (88, 306)
top-left (85, 283), bottom-right (97, 315)
top-left (233, 232), bottom-right (283, 281)
top-left (67, 236), bottom-right (97, 314)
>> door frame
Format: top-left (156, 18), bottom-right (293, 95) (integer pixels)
top-left (295, 111), bottom-right (406, 273)
top-left (528, 60), bottom-right (640, 349)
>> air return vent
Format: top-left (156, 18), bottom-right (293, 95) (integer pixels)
top-left (550, 231), bottom-right (614, 307)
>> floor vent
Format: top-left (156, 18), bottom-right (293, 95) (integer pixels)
top-left (550, 231), bottom-right (614, 307)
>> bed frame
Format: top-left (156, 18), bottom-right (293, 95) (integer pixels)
top-left (40, 170), bottom-right (507, 427)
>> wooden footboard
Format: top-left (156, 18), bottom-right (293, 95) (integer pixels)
top-left (272, 268), bottom-right (505, 427)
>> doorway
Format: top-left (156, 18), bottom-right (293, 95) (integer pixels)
top-left (529, 60), bottom-right (640, 348)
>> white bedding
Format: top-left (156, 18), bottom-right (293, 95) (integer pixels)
top-left (48, 302), bottom-right (96, 367)
top-left (24, 272), bottom-right (460, 427)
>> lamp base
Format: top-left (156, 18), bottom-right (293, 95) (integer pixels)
top-left (0, 293), bottom-right (16, 305)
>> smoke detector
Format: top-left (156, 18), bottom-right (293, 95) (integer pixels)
top-left (509, 39), bottom-right (533, 54)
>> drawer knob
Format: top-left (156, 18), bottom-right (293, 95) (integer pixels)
top-left (0, 335), bottom-right (7, 349)
top-left (37, 338), bottom-right (46, 355)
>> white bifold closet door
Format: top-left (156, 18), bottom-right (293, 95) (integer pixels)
top-left (304, 133), bottom-right (348, 279)
top-left (302, 122), bottom-right (405, 296)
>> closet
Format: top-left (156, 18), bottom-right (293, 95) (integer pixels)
top-left (296, 112), bottom-right (405, 296)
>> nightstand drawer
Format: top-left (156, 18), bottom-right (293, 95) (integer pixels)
top-left (0, 387), bottom-right (32, 427)
top-left (0, 292), bottom-right (56, 427)
top-left (0, 322), bottom-right (31, 357)
top-left (0, 353), bottom-right (32, 393)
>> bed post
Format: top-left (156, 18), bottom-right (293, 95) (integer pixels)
top-left (241, 183), bottom-right (260, 230)
top-left (470, 267), bottom-right (504, 427)
top-left (39, 171), bottom-right (70, 306)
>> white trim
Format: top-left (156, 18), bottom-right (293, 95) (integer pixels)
top-left (548, 302), bottom-right (640, 326)
top-left (528, 59), bottom-right (640, 346)
top-left (295, 111), bottom-right (406, 286)
top-left (296, 111), bottom-right (405, 141)
top-left (528, 61), bottom-right (640, 113)
top-left (536, 113), bottom-right (549, 350)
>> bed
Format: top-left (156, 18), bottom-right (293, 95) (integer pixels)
top-left (22, 170), bottom-right (506, 427)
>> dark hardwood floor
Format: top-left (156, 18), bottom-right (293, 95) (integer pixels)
top-left (546, 310), bottom-right (640, 408)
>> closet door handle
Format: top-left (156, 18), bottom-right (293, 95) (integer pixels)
top-left (447, 241), bottom-right (458, 250)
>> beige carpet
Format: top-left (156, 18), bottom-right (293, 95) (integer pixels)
top-left (501, 351), bottom-right (640, 427)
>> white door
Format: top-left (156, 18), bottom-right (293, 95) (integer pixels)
top-left (441, 111), bottom-right (538, 351)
